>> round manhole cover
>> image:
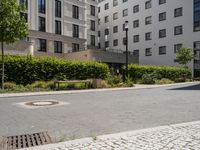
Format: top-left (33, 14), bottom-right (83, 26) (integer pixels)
top-left (25, 101), bottom-right (59, 107)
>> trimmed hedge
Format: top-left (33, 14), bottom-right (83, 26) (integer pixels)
top-left (0, 55), bottom-right (109, 85)
top-left (128, 64), bottom-right (192, 81)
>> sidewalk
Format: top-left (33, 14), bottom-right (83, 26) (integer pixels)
top-left (21, 121), bottom-right (200, 150)
top-left (0, 82), bottom-right (199, 98)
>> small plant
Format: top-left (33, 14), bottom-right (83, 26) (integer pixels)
top-left (31, 81), bottom-right (48, 89)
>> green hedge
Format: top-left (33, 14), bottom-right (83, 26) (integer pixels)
top-left (128, 64), bottom-right (192, 81)
top-left (0, 55), bottom-right (109, 85)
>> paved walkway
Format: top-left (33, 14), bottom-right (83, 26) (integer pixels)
top-left (22, 121), bottom-right (200, 150)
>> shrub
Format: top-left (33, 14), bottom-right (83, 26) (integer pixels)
top-left (0, 55), bottom-right (109, 85)
top-left (155, 78), bottom-right (175, 84)
top-left (4, 82), bottom-right (16, 90)
top-left (141, 72), bottom-right (157, 84)
top-left (128, 64), bottom-right (192, 81)
top-left (30, 81), bottom-right (48, 89)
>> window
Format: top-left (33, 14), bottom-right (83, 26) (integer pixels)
top-left (133, 50), bottom-right (139, 56)
top-left (113, 26), bottom-right (118, 33)
top-left (55, 20), bottom-right (61, 34)
top-left (194, 41), bottom-right (200, 50)
top-left (98, 31), bottom-right (101, 37)
top-left (174, 25), bottom-right (183, 35)
top-left (123, 9), bottom-right (128, 17)
top-left (145, 32), bottom-right (152, 41)
top-left (133, 20), bottom-right (139, 28)
top-left (113, 39), bottom-right (118, 46)
top-left (104, 3), bottom-right (109, 10)
top-left (133, 5), bottom-right (139, 13)
top-left (90, 5), bottom-right (95, 16)
top-left (159, 0), bottom-right (166, 5)
top-left (113, 12), bottom-right (118, 20)
top-left (91, 35), bottom-right (96, 46)
top-left (174, 44), bottom-right (182, 53)
top-left (159, 12), bottom-right (166, 21)
top-left (105, 41), bottom-right (109, 48)
top-left (20, 0), bottom-right (28, 9)
top-left (38, 0), bottom-right (45, 14)
top-left (73, 5), bottom-right (79, 19)
top-left (159, 46), bottom-right (166, 55)
top-left (90, 20), bottom-right (95, 31)
top-left (123, 37), bottom-right (127, 45)
top-left (73, 24), bottom-right (79, 38)
top-left (98, 7), bottom-right (100, 13)
top-left (159, 29), bottom-right (166, 38)
top-left (38, 17), bottom-right (46, 32)
top-left (123, 0), bottom-right (128, 3)
top-left (174, 7), bottom-right (183, 17)
top-left (54, 41), bottom-right (62, 53)
top-left (105, 16), bottom-right (109, 23)
top-left (113, 0), bottom-right (118, 7)
top-left (145, 0), bottom-right (152, 9)
top-left (105, 28), bottom-right (109, 35)
top-left (72, 43), bottom-right (79, 52)
top-left (133, 35), bottom-right (139, 43)
top-left (38, 39), bottom-right (46, 52)
top-left (145, 16), bottom-right (152, 25)
top-left (55, 0), bottom-right (61, 18)
top-left (145, 48), bottom-right (152, 56)
top-left (194, 0), bottom-right (200, 32)
top-left (20, 12), bottom-right (28, 22)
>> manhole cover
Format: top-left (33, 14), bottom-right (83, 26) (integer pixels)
top-left (26, 101), bottom-right (59, 107)
top-left (0, 132), bottom-right (52, 150)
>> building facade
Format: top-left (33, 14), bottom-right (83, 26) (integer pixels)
top-left (98, 0), bottom-right (200, 77)
top-left (16, 0), bottom-right (98, 55)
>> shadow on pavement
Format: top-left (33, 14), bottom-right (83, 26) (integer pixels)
top-left (168, 84), bottom-right (200, 90)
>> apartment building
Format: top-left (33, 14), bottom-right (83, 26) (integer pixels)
top-left (98, 0), bottom-right (200, 77)
top-left (14, 0), bottom-right (98, 55)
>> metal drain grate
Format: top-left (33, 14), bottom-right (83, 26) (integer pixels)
top-left (0, 132), bottom-right (52, 150)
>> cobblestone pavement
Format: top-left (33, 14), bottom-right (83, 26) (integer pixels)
top-left (22, 121), bottom-right (200, 150)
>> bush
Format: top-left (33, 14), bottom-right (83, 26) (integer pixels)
top-left (0, 55), bottom-right (109, 85)
top-left (141, 72), bottom-right (157, 84)
top-left (4, 82), bottom-right (16, 90)
top-left (155, 78), bottom-right (175, 84)
top-left (128, 64), bottom-right (192, 81)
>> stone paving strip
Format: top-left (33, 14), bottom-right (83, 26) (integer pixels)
top-left (0, 82), bottom-right (199, 98)
top-left (22, 121), bottom-right (200, 150)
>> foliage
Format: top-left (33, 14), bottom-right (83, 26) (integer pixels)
top-left (141, 72), bottom-right (158, 84)
top-left (155, 78), bottom-right (175, 85)
top-left (4, 82), bottom-right (16, 90)
top-left (128, 64), bottom-right (192, 81)
top-left (0, 0), bottom-right (28, 89)
top-left (0, 55), bottom-right (109, 85)
top-left (176, 47), bottom-right (195, 67)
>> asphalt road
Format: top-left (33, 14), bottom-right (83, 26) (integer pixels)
top-left (0, 83), bottom-right (200, 142)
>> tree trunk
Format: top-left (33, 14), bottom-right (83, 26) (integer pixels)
top-left (1, 41), bottom-right (4, 90)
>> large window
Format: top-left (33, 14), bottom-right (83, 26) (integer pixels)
top-left (38, 17), bottom-right (46, 32)
top-left (55, 20), bottom-right (61, 34)
top-left (55, 0), bottom-right (61, 18)
top-left (73, 24), bottom-right (79, 38)
top-left (54, 41), bottom-right (62, 53)
top-left (73, 5), bottom-right (79, 19)
top-left (72, 43), bottom-right (79, 52)
top-left (38, 0), bottom-right (46, 14)
top-left (194, 0), bottom-right (200, 32)
top-left (38, 39), bottom-right (46, 52)
top-left (90, 5), bottom-right (95, 16)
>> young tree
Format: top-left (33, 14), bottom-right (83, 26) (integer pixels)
top-left (176, 47), bottom-right (195, 67)
top-left (0, 0), bottom-right (28, 89)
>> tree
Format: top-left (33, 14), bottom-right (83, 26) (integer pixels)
top-left (176, 47), bottom-right (195, 67)
top-left (0, 0), bottom-right (28, 89)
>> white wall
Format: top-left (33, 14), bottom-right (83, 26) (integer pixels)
top-left (98, 0), bottom-right (200, 70)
